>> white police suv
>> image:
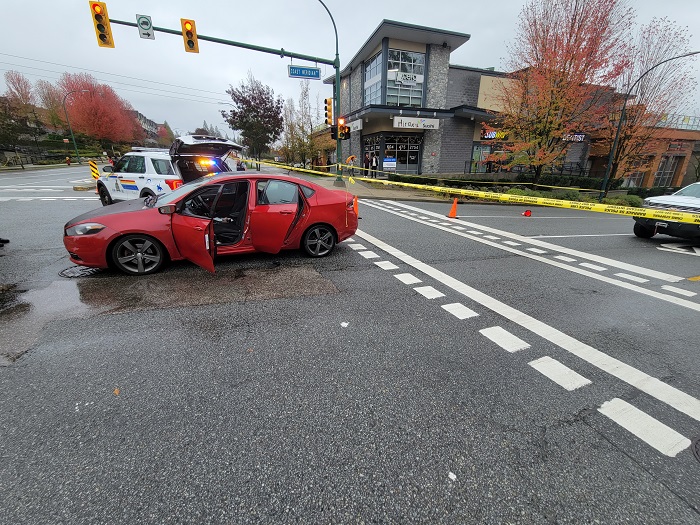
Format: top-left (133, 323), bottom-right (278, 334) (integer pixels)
top-left (96, 135), bottom-right (242, 206)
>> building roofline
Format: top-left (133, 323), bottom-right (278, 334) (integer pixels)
top-left (325, 19), bottom-right (470, 83)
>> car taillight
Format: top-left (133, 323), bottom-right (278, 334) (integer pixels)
top-left (165, 180), bottom-right (183, 190)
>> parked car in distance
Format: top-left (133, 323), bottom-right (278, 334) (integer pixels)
top-left (64, 173), bottom-right (358, 275)
top-left (96, 135), bottom-right (242, 206)
top-left (633, 182), bottom-right (700, 239)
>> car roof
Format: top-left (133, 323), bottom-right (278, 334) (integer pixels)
top-left (211, 173), bottom-right (317, 187)
top-left (125, 151), bottom-right (171, 159)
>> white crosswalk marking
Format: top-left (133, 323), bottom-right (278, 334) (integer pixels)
top-left (598, 398), bottom-right (690, 457)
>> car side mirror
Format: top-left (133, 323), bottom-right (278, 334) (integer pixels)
top-left (102, 166), bottom-right (113, 173)
top-left (158, 204), bottom-right (176, 215)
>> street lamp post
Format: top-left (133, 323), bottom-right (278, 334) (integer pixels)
top-left (62, 89), bottom-right (90, 165)
top-left (599, 51), bottom-right (700, 200)
top-left (317, 0), bottom-right (343, 184)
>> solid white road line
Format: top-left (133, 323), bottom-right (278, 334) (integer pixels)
top-left (394, 273), bottom-right (422, 285)
top-left (597, 398), bottom-right (690, 457)
top-left (479, 326), bottom-right (530, 353)
top-left (414, 286), bottom-right (445, 299)
top-left (614, 273), bottom-right (649, 283)
top-left (378, 200), bottom-right (684, 283)
top-left (358, 251), bottom-right (380, 259)
top-left (528, 356), bottom-right (592, 391)
top-left (354, 229), bottom-right (700, 422)
top-left (661, 285), bottom-right (697, 298)
top-left (441, 303), bottom-right (479, 320)
top-left (375, 261), bottom-right (399, 270)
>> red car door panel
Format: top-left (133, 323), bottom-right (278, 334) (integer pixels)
top-left (249, 203), bottom-right (298, 253)
top-left (171, 213), bottom-right (216, 273)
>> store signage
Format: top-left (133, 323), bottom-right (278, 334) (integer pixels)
top-left (481, 129), bottom-right (507, 140)
top-left (383, 157), bottom-right (397, 171)
top-left (349, 120), bottom-right (363, 132)
top-left (389, 71), bottom-right (424, 86)
top-left (393, 116), bottom-right (439, 130)
top-left (563, 133), bottom-right (585, 142)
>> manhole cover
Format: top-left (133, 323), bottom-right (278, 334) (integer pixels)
top-left (692, 438), bottom-right (700, 464)
top-left (59, 266), bottom-right (104, 278)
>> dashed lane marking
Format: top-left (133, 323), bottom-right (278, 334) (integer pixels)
top-left (661, 285), bottom-right (697, 298)
top-left (479, 326), bottom-right (531, 353)
top-left (529, 356), bottom-right (592, 391)
top-left (348, 243), bottom-right (366, 250)
top-left (554, 255), bottom-right (577, 262)
top-left (580, 262), bottom-right (607, 271)
top-left (614, 273), bottom-right (649, 283)
top-left (526, 248), bottom-right (548, 254)
top-left (441, 302), bottom-right (479, 320)
top-left (598, 398), bottom-right (690, 457)
top-left (358, 251), bottom-right (380, 259)
top-left (374, 261), bottom-right (399, 270)
top-left (394, 273), bottom-right (422, 285)
top-left (413, 286), bottom-right (445, 299)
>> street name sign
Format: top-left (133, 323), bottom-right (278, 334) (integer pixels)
top-left (136, 15), bottom-right (154, 40)
top-left (288, 65), bottom-right (321, 80)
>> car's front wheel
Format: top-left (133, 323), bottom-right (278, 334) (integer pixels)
top-left (98, 185), bottom-right (112, 206)
top-left (633, 222), bottom-right (655, 239)
top-left (302, 224), bottom-right (336, 257)
top-left (111, 234), bottom-right (166, 275)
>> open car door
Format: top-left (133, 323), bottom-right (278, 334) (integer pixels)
top-left (170, 213), bottom-right (216, 273)
top-left (249, 179), bottom-right (300, 254)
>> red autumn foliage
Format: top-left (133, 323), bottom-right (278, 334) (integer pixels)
top-left (57, 72), bottom-right (145, 143)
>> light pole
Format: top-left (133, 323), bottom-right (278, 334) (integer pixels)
top-left (317, 0), bottom-right (343, 184)
top-left (62, 89), bottom-right (90, 165)
top-left (599, 50), bottom-right (700, 200)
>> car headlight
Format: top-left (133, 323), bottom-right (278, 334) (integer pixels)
top-left (65, 223), bottom-right (106, 236)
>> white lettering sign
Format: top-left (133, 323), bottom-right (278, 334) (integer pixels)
top-left (393, 117), bottom-right (439, 130)
top-left (349, 120), bottom-right (363, 132)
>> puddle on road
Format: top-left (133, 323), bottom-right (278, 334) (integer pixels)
top-left (0, 263), bottom-right (338, 364)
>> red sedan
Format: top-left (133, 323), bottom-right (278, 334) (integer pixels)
top-left (64, 174), bottom-right (358, 275)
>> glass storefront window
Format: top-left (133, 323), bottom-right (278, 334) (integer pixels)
top-left (653, 155), bottom-right (679, 187)
top-left (383, 135), bottom-right (422, 174)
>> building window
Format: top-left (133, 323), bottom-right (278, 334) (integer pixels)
top-left (621, 157), bottom-right (650, 188)
top-left (383, 135), bottom-right (422, 174)
top-left (364, 51), bottom-right (383, 106)
top-left (653, 155), bottom-right (679, 187)
top-left (386, 49), bottom-right (425, 108)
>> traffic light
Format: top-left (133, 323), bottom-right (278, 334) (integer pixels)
top-left (89, 2), bottom-right (114, 48)
top-left (324, 98), bottom-right (333, 125)
top-left (337, 118), bottom-right (350, 140)
top-left (181, 18), bottom-right (199, 53)
top-left (330, 126), bottom-right (338, 140)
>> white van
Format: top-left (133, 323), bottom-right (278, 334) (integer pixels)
top-left (97, 135), bottom-right (242, 206)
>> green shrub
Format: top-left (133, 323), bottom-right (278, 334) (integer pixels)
top-left (506, 188), bottom-right (546, 198)
top-left (550, 189), bottom-right (584, 201)
top-left (601, 195), bottom-right (643, 207)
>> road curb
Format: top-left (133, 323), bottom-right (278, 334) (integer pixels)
top-left (73, 184), bottom-right (97, 192)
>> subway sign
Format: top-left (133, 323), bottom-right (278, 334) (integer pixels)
top-left (481, 129), bottom-right (508, 140)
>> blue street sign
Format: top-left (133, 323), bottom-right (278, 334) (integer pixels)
top-left (288, 65), bottom-right (321, 80)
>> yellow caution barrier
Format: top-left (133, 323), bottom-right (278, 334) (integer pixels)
top-left (89, 160), bottom-right (99, 180)
top-left (250, 159), bottom-right (700, 225)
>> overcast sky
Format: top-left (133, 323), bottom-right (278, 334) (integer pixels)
top-left (2, 0), bottom-right (698, 136)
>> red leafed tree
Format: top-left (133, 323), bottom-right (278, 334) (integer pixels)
top-left (4, 71), bottom-right (34, 109)
top-left (602, 17), bottom-right (697, 191)
top-left (58, 72), bottom-right (143, 143)
top-left (35, 79), bottom-right (65, 129)
top-left (490, 0), bottom-right (634, 184)
top-left (157, 121), bottom-right (175, 147)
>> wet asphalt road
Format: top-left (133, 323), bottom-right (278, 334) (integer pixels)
top-left (1, 166), bottom-right (700, 523)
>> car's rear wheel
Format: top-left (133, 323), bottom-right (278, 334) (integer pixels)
top-left (111, 234), bottom-right (166, 275)
top-left (98, 185), bottom-right (112, 206)
top-left (302, 224), bottom-right (336, 257)
top-left (633, 222), bottom-right (655, 238)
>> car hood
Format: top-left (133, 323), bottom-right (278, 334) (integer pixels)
top-left (65, 199), bottom-right (153, 228)
top-left (645, 195), bottom-right (700, 212)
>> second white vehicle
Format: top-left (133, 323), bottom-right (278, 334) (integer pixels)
top-left (97, 135), bottom-right (242, 206)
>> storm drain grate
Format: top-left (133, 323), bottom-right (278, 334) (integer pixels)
top-left (59, 266), bottom-right (105, 278)
top-left (692, 438), bottom-right (700, 464)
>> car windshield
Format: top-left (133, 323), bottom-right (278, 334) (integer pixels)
top-left (158, 177), bottom-right (215, 204)
top-left (674, 184), bottom-right (700, 198)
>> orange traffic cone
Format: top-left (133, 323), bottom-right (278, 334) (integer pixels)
top-left (353, 196), bottom-right (359, 216)
top-left (447, 198), bottom-right (458, 218)
top-left (521, 209), bottom-right (532, 217)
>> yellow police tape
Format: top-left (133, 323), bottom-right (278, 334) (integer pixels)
top-left (250, 159), bottom-right (700, 225)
